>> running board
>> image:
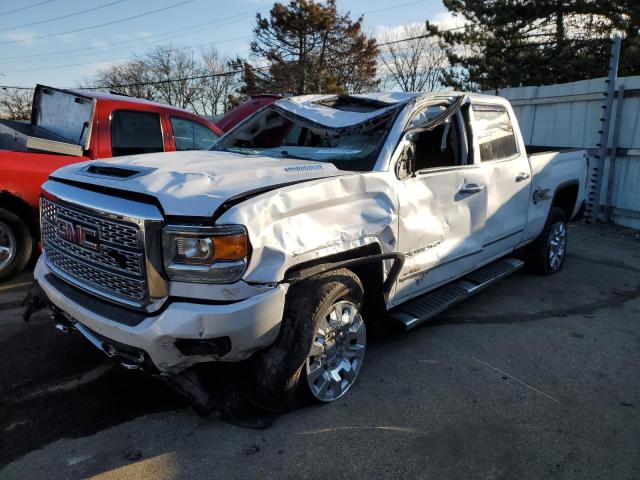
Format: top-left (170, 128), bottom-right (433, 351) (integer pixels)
top-left (390, 257), bottom-right (524, 330)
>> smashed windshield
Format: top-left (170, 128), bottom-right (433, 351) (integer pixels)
top-left (211, 104), bottom-right (399, 171)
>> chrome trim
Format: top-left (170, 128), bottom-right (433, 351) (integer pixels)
top-left (43, 179), bottom-right (163, 222)
top-left (41, 180), bottom-right (168, 313)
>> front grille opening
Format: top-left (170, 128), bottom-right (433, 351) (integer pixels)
top-left (85, 165), bottom-right (140, 178)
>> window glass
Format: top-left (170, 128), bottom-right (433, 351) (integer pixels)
top-left (472, 104), bottom-right (518, 161)
top-left (213, 105), bottom-right (396, 171)
top-left (412, 120), bottom-right (460, 171)
top-left (110, 110), bottom-right (163, 157)
top-left (170, 116), bottom-right (219, 151)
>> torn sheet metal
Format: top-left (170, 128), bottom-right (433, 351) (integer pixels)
top-left (274, 94), bottom-right (408, 129)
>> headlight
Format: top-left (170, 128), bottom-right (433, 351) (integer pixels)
top-left (162, 225), bottom-right (249, 283)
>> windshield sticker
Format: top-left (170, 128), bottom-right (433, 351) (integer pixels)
top-left (284, 164), bottom-right (324, 172)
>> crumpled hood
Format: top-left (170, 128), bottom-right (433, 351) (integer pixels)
top-left (50, 150), bottom-right (347, 216)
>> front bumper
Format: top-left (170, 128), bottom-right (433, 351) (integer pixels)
top-left (36, 256), bottom-right (285, 373)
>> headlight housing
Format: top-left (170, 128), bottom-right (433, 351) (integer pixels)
top-left (162, 225), bottom-right (249, 283)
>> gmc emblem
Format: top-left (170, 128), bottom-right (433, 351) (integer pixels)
top-left (56, 219), bottom-right (99, 251)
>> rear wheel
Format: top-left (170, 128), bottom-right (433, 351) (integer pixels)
top-left (253, 268), bottom-right (365, 409)
top-left (527, 207), bottom-right (568, 275)
top-left (0, 208), bottom-right (32, 283)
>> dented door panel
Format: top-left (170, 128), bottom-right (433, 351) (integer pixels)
top-left (392, 166), bottom-right (487, 305)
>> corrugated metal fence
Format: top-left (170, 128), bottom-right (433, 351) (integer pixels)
top-left (490, 75), bottom-right (640, 229)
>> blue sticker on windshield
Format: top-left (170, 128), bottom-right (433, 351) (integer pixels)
top-left (284, 165), bottom-right (324, 172)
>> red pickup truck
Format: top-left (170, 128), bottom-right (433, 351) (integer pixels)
top-left (0, 85), bottom-right (224, 281)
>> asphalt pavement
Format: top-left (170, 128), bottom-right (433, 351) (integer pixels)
top-left (0, 223), bottom-right (638, 479)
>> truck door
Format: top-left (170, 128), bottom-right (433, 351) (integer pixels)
top-left (471, 103), bottom-right (532, 258)
top-left (393, 105), bottom-right (488, 304)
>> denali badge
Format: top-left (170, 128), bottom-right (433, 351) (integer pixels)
top-left (56, 219), bottom-right (99, 251)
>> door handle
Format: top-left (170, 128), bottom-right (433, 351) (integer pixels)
top-left (459, 183), bottom-right (486, 194)
top-left (515, 172), bottom-right (530, 182)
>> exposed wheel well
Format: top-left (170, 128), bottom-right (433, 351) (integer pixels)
top-left (552, 183), bottom-right (579, 221)
top-left (284, 243), bottom-right (388, 317)
top-left (0, 190), bottom-right (39, 235)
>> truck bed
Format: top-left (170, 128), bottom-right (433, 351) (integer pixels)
top-left (0, 119), bottom-right (84, 157)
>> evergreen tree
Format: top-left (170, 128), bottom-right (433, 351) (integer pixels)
top-left (430, 0), bottom-right (640, 91)
top-left (237, 0), bottom-right (379, 95)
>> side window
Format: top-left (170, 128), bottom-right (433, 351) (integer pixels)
top-left (472, 104), bottom-right (518, 161)
top-left (110, 110), bottom-right (163, 157)
top-left (170, 116), bottom-right (219, 151)
top-left (412, 119), bottom-right (461, 171)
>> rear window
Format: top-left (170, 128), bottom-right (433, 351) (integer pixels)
top-left (472, 104), bottom-right (518, 161)
top-left (110, 110), bottom-right (163, 157)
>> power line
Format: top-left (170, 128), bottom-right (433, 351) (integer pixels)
top-left (0, 0), bottom-right (427, 64)
top-left (0, 0), bottom-right (54, 16)
top-left (0, 35), bottom-right (252, 74)
top-left (0, 0), bottom-right (195, 46)
top-left (357, 0), bottom-right (429, 15)
top-left (0, 10), bottom-right (258, 62)
top-left (0, 19), bottom-right (464, 84)
top-left (0, 0), bottom-right (128, 33)
top-left (377, 24), bottom-right (469, 47)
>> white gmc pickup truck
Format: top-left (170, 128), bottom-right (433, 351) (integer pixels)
top-left (35, 92), bottom-right (589, 409)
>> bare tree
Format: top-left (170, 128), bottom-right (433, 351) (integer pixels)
top-left (197, 48), bottom-right (237, 116)
top-left (145, 46), bottom-right (205, 110)
top-left (0, 88), bottom-right (33, 120)
top-left (89, 59), bottom-right (156, 99)
top-left (86, 45), bottom-right (238, 115)
top-left (378, 24), bottom-right (447, 92)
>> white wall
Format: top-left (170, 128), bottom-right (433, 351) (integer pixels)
top-left (488, 76), bottom-right (640, 229)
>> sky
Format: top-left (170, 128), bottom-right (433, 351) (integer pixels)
top-left (0, 0), bottom-right (455, 89)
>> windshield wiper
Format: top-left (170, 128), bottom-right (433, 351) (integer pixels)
top-left (271, 150), bottom-right (313, 161)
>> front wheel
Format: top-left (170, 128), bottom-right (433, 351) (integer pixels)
top-left (253, 268), bottom-right (366, 409)
top-left (527, 207), bottom-right (568, 275)
top-left (305, 299), bottom-right (366, 402)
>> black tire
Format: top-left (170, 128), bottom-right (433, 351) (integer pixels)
top-left (252, 268), bottom-right (364, 410)
top-left (0, 208), bottom-right (33, 283)
top-left (526, 207), bottom-right (568, 275)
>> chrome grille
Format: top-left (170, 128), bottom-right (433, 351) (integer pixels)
top-left (41, 197), bottom-right (148, 305)
top-left (41, 199), bottom-right (138, 248)
top-left (41, 221), bottom-right (143, 275)
top-left (46, 248), bottom-right (146, 301)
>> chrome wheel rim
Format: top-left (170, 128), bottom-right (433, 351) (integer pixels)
top-left (548, 221), bottom-right (567, 271)
top-left (0, 221), bottom-right (16, 272)
top-left (305, 300), bottom-right (366, 402)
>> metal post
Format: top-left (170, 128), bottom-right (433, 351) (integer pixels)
top-left (588, 35), bottom-right (621, 223)
top-left (604, 84), bottom-right (625, 223)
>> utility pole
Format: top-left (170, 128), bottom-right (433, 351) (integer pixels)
top-left (588, 35), bottom-right (621, 223)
